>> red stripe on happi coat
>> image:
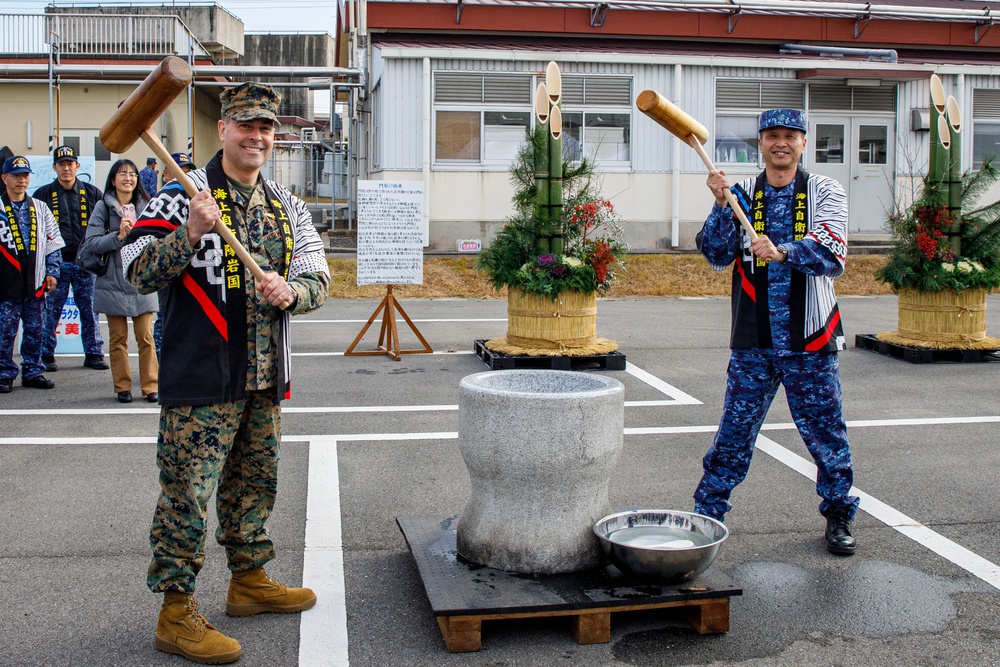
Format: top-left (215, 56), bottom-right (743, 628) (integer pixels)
top-left (805, 308), bottom-right (842, 351)
top-left (181, 272), bottom-right (228, 341)
top-left (0, 244), bottom-right (21, 271)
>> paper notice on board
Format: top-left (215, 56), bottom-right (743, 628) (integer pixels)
top-left (356, 180), bottom-right (425, 286)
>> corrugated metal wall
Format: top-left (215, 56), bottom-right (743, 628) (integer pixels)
top-left (896, 78), bottom-right (931, 177)
top-left (376, 56), bottom-right (809, 174)
top-left (375, 55), bottom-right (425, 170)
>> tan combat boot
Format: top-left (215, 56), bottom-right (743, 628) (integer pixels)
top-left (155, 591), bottom-right (242, 664)
top-left (226, 567), bottom-right (317, 617)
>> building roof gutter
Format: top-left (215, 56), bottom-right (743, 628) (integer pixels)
top-left (0, 63), bottom-right (363, 85)
top-left (780, 43), bottom-right (898, 64)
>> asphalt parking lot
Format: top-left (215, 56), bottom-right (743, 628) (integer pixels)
top-left (2, 293), bottom-right (999, 667)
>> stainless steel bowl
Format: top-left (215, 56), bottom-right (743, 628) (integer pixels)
top-left (593, 510), bottom-right (729, 583)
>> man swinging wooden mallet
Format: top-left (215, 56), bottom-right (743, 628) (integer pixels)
top-left (638, 91), bottom-right (859, 556)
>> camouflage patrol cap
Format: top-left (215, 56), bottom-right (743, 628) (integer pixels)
top-left (220, 82), bottom-right (281, 122)
top-left (758, 108), bottom-right (807, 134)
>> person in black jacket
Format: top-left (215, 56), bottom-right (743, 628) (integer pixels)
top-left (32, 145), bottom-right (108, 371)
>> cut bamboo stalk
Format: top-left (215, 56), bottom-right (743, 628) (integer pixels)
top-left (546, 61), bottom-right (561, 105)
top-left (928, 74), bottom-right (947, 187)
top-left (946, 94), bottom-right (963, 255)
top-left (549, 104), bottom-right (564, 255)
top-left (534, 82), bottom-right (551, 254)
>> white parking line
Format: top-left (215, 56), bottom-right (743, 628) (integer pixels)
top-left (300, 436), bottom-right (350, 667)
top-left (754, 435), bottom-right (1000, 591)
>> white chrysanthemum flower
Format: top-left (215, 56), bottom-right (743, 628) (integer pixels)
top-left (941, 263), bottom-right (955, 272)
top-left (957, 261), bottom-right (974, 272)
top-left (562, 256), bottom-right (583, 267)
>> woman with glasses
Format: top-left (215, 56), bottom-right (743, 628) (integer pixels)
top-left (82, 159), bottom-right (159, 403)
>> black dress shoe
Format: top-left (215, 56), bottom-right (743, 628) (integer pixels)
top-left (825, 507), bottom-right (857, 555)
top-left (84, 354), bottom-right (110, 370)
top-left (0, 378), bottom-right (12, 393)
top-left (42, 355), bottom-right (58, 372)
top-left (145, 392), bottom-right (159, 403)
top-left (117, 391), bottom-right (133, 403)
top-left (22, 376), bottom-right (55, 389)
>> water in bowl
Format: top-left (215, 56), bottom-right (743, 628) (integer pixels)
top-left (608, 525), bottom-right (713, 550)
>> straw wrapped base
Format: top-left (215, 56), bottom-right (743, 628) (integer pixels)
top-left (484, 336), bottom-right (619, 357)
top-left (877, 287), bottom-right (1000, 350)
top-left (487, 288), bottom-right (619, 356)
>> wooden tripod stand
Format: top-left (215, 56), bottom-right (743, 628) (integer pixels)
top-left (344, 285), bottom-right (433, 361)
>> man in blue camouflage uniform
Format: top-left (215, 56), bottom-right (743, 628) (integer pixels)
top-left (139, 157), bottom-right (158, 197)
top-left (0, 156), bottom-right (64, 393)
top-left (123, 82), bottom-right (329, 664)
top-left (693, 108), bottom-right (859, 556)
top-left (33, 145), bottom-right (108, 372)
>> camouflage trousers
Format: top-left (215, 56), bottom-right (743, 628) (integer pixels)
top-left (0, 297), bottom-right (46, 381)
top-left (43, 261), bottom-right (104, 357)
top-left (147, 390), bottom-right (281, 593)
top-left (693, 349), bottom-right (860, 522)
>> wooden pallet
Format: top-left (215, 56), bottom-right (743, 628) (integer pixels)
top-left (474, 339), bottom-right (627, 371)
top-left (855, 334), bottom-right (1000, 364)
top-left (398, 515), bottom-right (742, 653)
top-left (434, 594), bottom-right (732, 652)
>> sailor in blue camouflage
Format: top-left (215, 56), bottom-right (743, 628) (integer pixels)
top-left (0, 297), bottom-right (49, 381)
top-left (42, 263), bottom-right (104, 356)
top-left (693, 107), bottom-right (860, 529)
top-left (1, 156), bottom-right (65, 387)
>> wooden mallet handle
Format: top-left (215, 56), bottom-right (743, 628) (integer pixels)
top-left (636, 89), bottom-right (758, 240)
top-left (149, 134), bottom-right (295, 311)
top-left (687, 139), bottom-right (758, 241)
top-left (100, 56), bottom-right (291, 309)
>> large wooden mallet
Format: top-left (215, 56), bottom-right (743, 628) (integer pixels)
top-left (637, 89), bottom-right (758, 240)
top-left (100, 56), bottom-right (292, 308)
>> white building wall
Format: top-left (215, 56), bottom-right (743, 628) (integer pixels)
top-left (369, 50), bottom-right (991, 249)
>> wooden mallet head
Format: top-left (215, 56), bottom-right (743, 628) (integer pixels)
top-left (100, 56), bottom-right (193, 154)
top-left (636, 89), bottom-right (710, 146)
top-left (636, 88), bottom-right (758, 240)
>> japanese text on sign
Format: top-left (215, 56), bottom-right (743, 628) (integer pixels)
top-left (356, 180), bottom-right (425, 286)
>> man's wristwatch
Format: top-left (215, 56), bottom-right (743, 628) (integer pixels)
top-left (777, 244), bottom-right (789, 263)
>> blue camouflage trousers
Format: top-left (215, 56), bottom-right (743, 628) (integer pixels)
top-left (0, 297), bottom-right (47, 381)
top-left (693, 349), bottom-right (860, 522)
top-left (43, 261), bottom-right (103, 357)
top-left (148, 390), bottom-right (280, 593)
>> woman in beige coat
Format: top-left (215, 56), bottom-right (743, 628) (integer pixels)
top-left (83, 159), bottom-right (158, 403)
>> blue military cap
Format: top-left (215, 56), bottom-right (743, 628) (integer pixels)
top-left (3, 155), bottom-right (32, 175)
top-left (758, 108), bottom-right (807, 134)
top-left (170, 152), bottom-right (196, 169)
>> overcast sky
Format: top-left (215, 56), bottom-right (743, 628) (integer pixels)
top-left (0, 0), bottom-right (339, 34)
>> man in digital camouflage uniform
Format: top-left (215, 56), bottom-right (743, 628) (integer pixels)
top-left (0, 156), bottom-right (64, 393)
top-left (33, 145), bottom-right (109, 372)
top-left (122, 82), bottom-right (330, 664)
top-left (693, 108), bottom-right (859, 556)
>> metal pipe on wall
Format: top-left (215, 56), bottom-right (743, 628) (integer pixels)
top-left (671, 63), bottom-right (681, 248)
top-left (423, 57), bottom-right (432, 247)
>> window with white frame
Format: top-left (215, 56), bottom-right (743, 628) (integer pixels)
top-left (714, 80), bottom-right (805, 165)
top-left (433, 71), bottom-right (632, 168)
top-left (973, 89), bottom-right (1000, 169)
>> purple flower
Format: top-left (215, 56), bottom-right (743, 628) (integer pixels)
top-left (536, 254), bottom-right (557, 266)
